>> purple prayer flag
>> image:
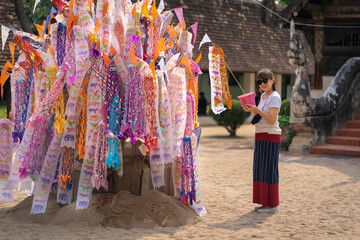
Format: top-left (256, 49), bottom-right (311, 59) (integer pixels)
top-left (174, 7), bottom-right (184, 29)
top-left (190, 22), bottom-right (198, 46)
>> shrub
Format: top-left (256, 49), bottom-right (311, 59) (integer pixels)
top-left (278, 115), bottom-right (290, 128)
top-left (208, 99), bottom-right (250, 136)
top-left (278, 99), bottom-right (295, 149)
top-left (279, 99), bottom-right (290, 116)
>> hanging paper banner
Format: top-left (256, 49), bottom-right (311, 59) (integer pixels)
top-left (209, 46), bottom-right (226, 114)
top-left (0, 119), bottom-right (14, 202)
top-left (190, 127), bottom-right (207, 217)
top-left (198, 33), bottom-right (212, 50)
top-left (1, 25), bottom-right (11, 51)
top-left (156, 59), bottom-right (173, 164)
top-left (58, 26), bottom-right (89, 204)
top-left (180, 137), bottom-right (195, 206)
top-left (6, 117), bottom-right (35, 191)
top-left (149, 69), bottom-right (164, 188)
top-left (179, 30), bottom-right (193, 60)
top-left (30, 132), bottom-right (63, 214)
top-left (76, 59), bottom-right (104, 209)
top-left (92, 121), bottom-right (108, 191)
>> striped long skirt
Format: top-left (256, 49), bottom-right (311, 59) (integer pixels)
top-left (253, 132), bottom-right (281, 207)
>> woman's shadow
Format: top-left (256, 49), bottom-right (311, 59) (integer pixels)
top-left (209, 210), bottom-right (274, 231)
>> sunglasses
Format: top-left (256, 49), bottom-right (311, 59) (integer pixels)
top-left (256, 78), bottom-right (270, 85)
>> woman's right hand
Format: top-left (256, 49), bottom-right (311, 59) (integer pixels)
top-left (243, 104), bottom-right (252, 112)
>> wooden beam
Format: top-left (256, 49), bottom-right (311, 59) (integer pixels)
top-left (324, 5), bottom-right (360, 13)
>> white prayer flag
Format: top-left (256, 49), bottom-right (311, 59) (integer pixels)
top-left (158, 0), bottom-right (165, 14)
top-left (33, 0), bottom-right (41, 14)
top-left (1, 25), bottom-right (11, 51)
top-left (198, 33), bottom-right (212, 50)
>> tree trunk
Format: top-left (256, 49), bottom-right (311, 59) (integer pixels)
top-left (12, 0), bottom-right (33, 33)
top-left (281, 0), bottom-right (310, 22)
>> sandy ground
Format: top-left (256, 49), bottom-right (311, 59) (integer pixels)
top-left (1, 124), bottom-right (360, 240)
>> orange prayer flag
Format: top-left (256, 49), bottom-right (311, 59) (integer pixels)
top-left (150, 0), bottom-right (158, 34)
top-left (154, 37), bottom-right (166, 60)
top-left (149, 60), bottom-right (156, 79)
top-left (165, 38), bottom-right (174, 50)
top-left (35, 24), bottom-right (45, 37)
top-left (131, 5), bottom-right (137, 21)
top-left (94, 19), bottom-right (100, 36)
top-left (89, 0), bottom-right (93, 16)
top-left (166, 25), bottom-right (178, 47)
top-left (179, 55), bottom-right (193, 77)
top-left (0, 72), bottom-right (10, 99)
top-left (50, 14), bottom-right (55, 26)
top-left (103, 1), bottom-right (109, 18)
top-left (141, 0), bottom-right (150, 19)
top-left (128, 45), bottom-right (138, 68)
top-left (151, 0), bottom-right (158, 19)
top-left (103, 53), bottom-right (111, 69)
top-left (187, 78), bottom-right (196, 95)
top-left (110, 45), bottom-right (117, 56)
top-left (9, 42), bottom-right (16, 65)
top-left (48, 45), bottom-right (56, 59)
top-left (195, 52), bottom-right (202, 63)
top-left (0, 61), bottom-right (13, 99)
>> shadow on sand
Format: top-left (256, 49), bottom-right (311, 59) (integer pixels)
top-left (208, 210), bottom-right (274, 231)
top-left (280, 153), bottom-right (360, 188)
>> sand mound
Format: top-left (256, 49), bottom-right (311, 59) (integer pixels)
top-left (2, 190), bottom-right (198, 229)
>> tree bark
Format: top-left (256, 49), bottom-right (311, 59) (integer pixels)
top-left (281, 0), bottom-right (310, 22)
top-left (12, 0), bottom-right (33, 33)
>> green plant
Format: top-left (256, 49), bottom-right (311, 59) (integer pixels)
top-left (284, 125), bottom-right (296, 148)
top-left (278, 115), bottom-right (290, 128)
top-left (208, 99), bottom-right (250, 136)
top-left (278, 99), bottom-right (296, 149)
top-left (0, 105), bottom-right (7, 119)
top-left (279, 99), bottom-right (290, 116)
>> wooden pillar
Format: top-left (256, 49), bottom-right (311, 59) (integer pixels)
top-left (244, 72), bottom-right (255, 93)
top-left (274, 73), bottom-right (282, 97)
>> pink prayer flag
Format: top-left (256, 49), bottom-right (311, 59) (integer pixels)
top-left (190, 22), bottom-right (198, 46)
top-left (174, 7), bottom-right (184, 29)
top-left (68, 75), bottom-right (76, 86)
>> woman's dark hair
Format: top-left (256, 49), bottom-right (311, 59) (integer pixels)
top-left (256, 68), bottom-right (276, 91)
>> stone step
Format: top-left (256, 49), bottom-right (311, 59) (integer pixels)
top-left (347, 120), bottom-right (360, 128)
top-left (337, 128), bottom-right (360, 137)
top-left (309, 144), bottom-right (360, 157)
top-left (326, 136), bottom-right (360, 146)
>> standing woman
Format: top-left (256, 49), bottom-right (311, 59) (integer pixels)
top-left (244, 68), bottom-right (281, 213)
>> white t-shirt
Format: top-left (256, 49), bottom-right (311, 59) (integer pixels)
top-left (255, 91), bottom-right (282, 134)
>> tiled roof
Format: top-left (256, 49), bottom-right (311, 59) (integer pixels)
top-left (0, 1), bottom-right (21, 70)
top-left (165, 0), bottom-right (315, 75)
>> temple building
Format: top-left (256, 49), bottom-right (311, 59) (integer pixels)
top-left (165, 0), bottom-right (315, 101)
top-left (288, 0), bottom-right (360, 97)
